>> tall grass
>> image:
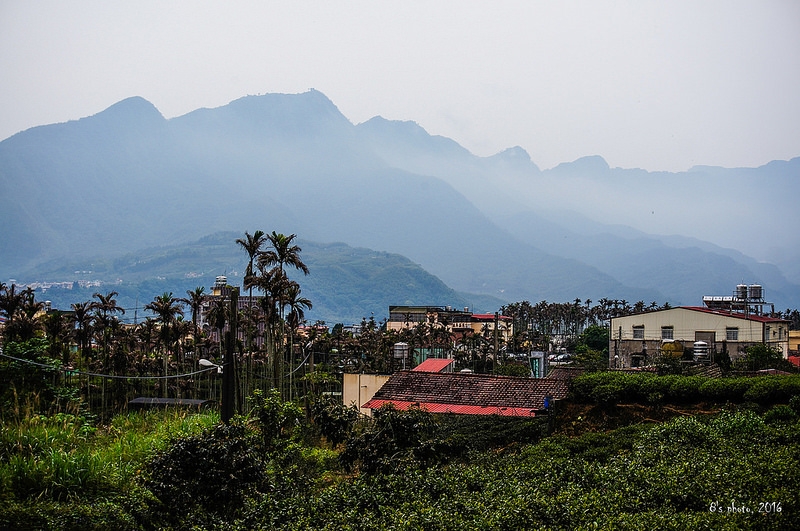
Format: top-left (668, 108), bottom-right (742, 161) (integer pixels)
top-left (0, 408), bottom-right (219, 503)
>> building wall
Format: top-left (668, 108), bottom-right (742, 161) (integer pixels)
top-left (790, 330), bottom-right (800, 356)
top-left (609, 308), bottom-right (790, 368)
top-left (385, 306), bottom-right (513, 343)
top-left (343, 373), bottom-right (390, 417)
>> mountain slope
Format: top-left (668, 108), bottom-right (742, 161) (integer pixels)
top-left (357, 116), bottom-right (800, 307)
top-left (20, 232), bottom-right (506, 325)
top-left (1, 90), bottom-right (797, 310)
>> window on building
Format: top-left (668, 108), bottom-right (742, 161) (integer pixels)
top-left (726, 327), bottom-right (739, 341)
top-left (661, 326), bottom-right (674, 340)
top-left (633, 326), bottom-right (644, 339)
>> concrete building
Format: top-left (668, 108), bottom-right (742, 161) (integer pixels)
top-left (609, 306), bottom-right (790, 369)
top-left (386, 305), bottom-right (513, 342)
top-left (343, 373), bottom-right (390, 417)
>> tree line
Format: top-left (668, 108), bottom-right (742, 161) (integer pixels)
top-left (2, 230), bottom-right (799, 414)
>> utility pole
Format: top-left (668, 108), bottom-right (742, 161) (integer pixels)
top-left (494, 312), bottom-right (499, 371)
top-left (222, 288), bottom-right (239, 424)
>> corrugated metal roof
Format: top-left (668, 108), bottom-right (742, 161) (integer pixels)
top-left (682, 306), bottom-right (790, 324)
top-left (412, 358), bottom-right (455, 372)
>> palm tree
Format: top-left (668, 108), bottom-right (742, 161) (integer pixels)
top-left (136, 317), bottom-right (158, 359)
top-left (71, 301), bottom-right (94, 369)
top-left (237, 231), bottom-right (267, 351)
top-left (249, 265), bottom-right (285, 394)
top-left (236, 231), bottom-right (268, 399)
top-left (285, 282), bottom-right (312, 400)
top-left (0, 284), bottom-right (37, 344)
top-left (206, 295), bottom-right (229, 360)
top-left (256, 232), bottom-right (310, 399)
top-left (182, 286), bottom-right (206, 350)
top-left (258, 232), bottom-right (310, 278)
top-left (146, 293), bottom-right (185, 357)
top-left (43, 310), bottom-right (73, 364)
top-left (92, 291), bottom-right (125, 373)
top-left (145, 292), bottom-right (185, 397)
top-left (6, 292), bottom-right (44, 344)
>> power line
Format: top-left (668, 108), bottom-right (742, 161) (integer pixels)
top-left (0, 351), bottom-right (215, 380)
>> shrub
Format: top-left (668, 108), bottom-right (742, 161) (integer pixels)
top-left (790, 394), bottom-right (800, 413)
top-left (340, 405), bottom-right (437, 475)
top-left (666, 375), bottom-right (704, 403)
top-left (741, 376), bottom-right (800, 403)
top-left (249, 388), bottom-right (305, 449)
top-left (764, 404), bottom-right (798, 424)
top-left (311, 397), bottom-right (360, 447)
top-left (144, 422), bottom-right (270, 523)
top-left (709, 409), bottom-right (766, 439)
top-left (698, 377), bottom-right (750, 402)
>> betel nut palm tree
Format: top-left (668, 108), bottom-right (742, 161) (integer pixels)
top-left (285, 282), bottom-right (312, 400)
top-left (182, 286), bottom-right (206, 353)
top-left (145, 293), bottom-right (185, 397)
top-left (236, 230), bottom-right (267, 396)
top-left (254, 232), bottom-right (310, 399)
top-left (91, 291), bottom-right (125, 373)
top-left (71, 301), bottom-right (94, 370)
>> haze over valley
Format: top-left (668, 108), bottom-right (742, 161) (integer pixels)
top-left (1, 91), bottom-right (798, 322)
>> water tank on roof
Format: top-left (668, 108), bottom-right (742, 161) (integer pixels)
top-left (393, 342), bottom-right (409, 359)
top-left (748, 284), bottom-right (763, 300)
top-left (693, 341), bottom-right (709, 362)
top-left (215, 275), bottom-right (227, 288)
top-left (735, 284), bottom-right (748, 299)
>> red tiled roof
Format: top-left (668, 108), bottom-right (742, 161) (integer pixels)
top-left (681, 306), bottom-right (790, 324)
top-left (362, 399), bottom-right (538, 417)
top-left (362, 371), bottom-right (568, 417)
top-left (546, 366), bottom-right (585, 380)
top-left (412, 358), bottom-right (454, 372)
top-left (789, 356), bottom-right (800, 368)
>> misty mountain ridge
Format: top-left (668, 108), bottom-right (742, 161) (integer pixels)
top-left (1, 90), bottom-right (798, 316)
top-left (21, 232), bottom-right (502, 325)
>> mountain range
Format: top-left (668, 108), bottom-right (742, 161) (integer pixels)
top-left (1, 90), bottom-right (798, 322)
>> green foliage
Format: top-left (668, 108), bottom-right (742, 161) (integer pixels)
top-left (3, 400), bottom-right (800, 529)
top-left (3, 342), bottom-right (800, 530)
top-left (764, 404), bottom-right (798, 424)
top-left (743, 376), bottom-right (800, 403)
top-left (0, 338), bottom-right (86, 421)
top-left (494, 362), bottom-right (531, 377)
top-left (572, 371), bottom-right (800, 406)
top-left (340, 404), bottom-right (438, 475)
top-left (579, 324), bottom-right (609, 351)
top-left (0, 409), bottom-right (217, 529)
top-left (311, 397), bottom-right (360, 447)
top-left (735, 343), bottom-right (791, 372)
top-left (276, 409), bottom-right (800, 530)
top-left (573, 345), bottom-right (607, 372)
top-left (144, 421), bottom-right (270, 525)
top-left (250, 388), bottom-right (305, 449)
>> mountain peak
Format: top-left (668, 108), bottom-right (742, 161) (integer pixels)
top-left (551, 155), bottom-right (609, 174)
top-left (357, 116), bottom-right (471, 159)
top-left (485, 146), bottom-right (540, 173)
top-left (94, 96), bottom-right (164, 122)
top-left (490, 146), bottom-right (532, 163)
top-left (175, 90), bottom-right (353, 139)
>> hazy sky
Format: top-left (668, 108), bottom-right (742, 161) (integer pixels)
top-left (1, 1), bottom-right (798, 172)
